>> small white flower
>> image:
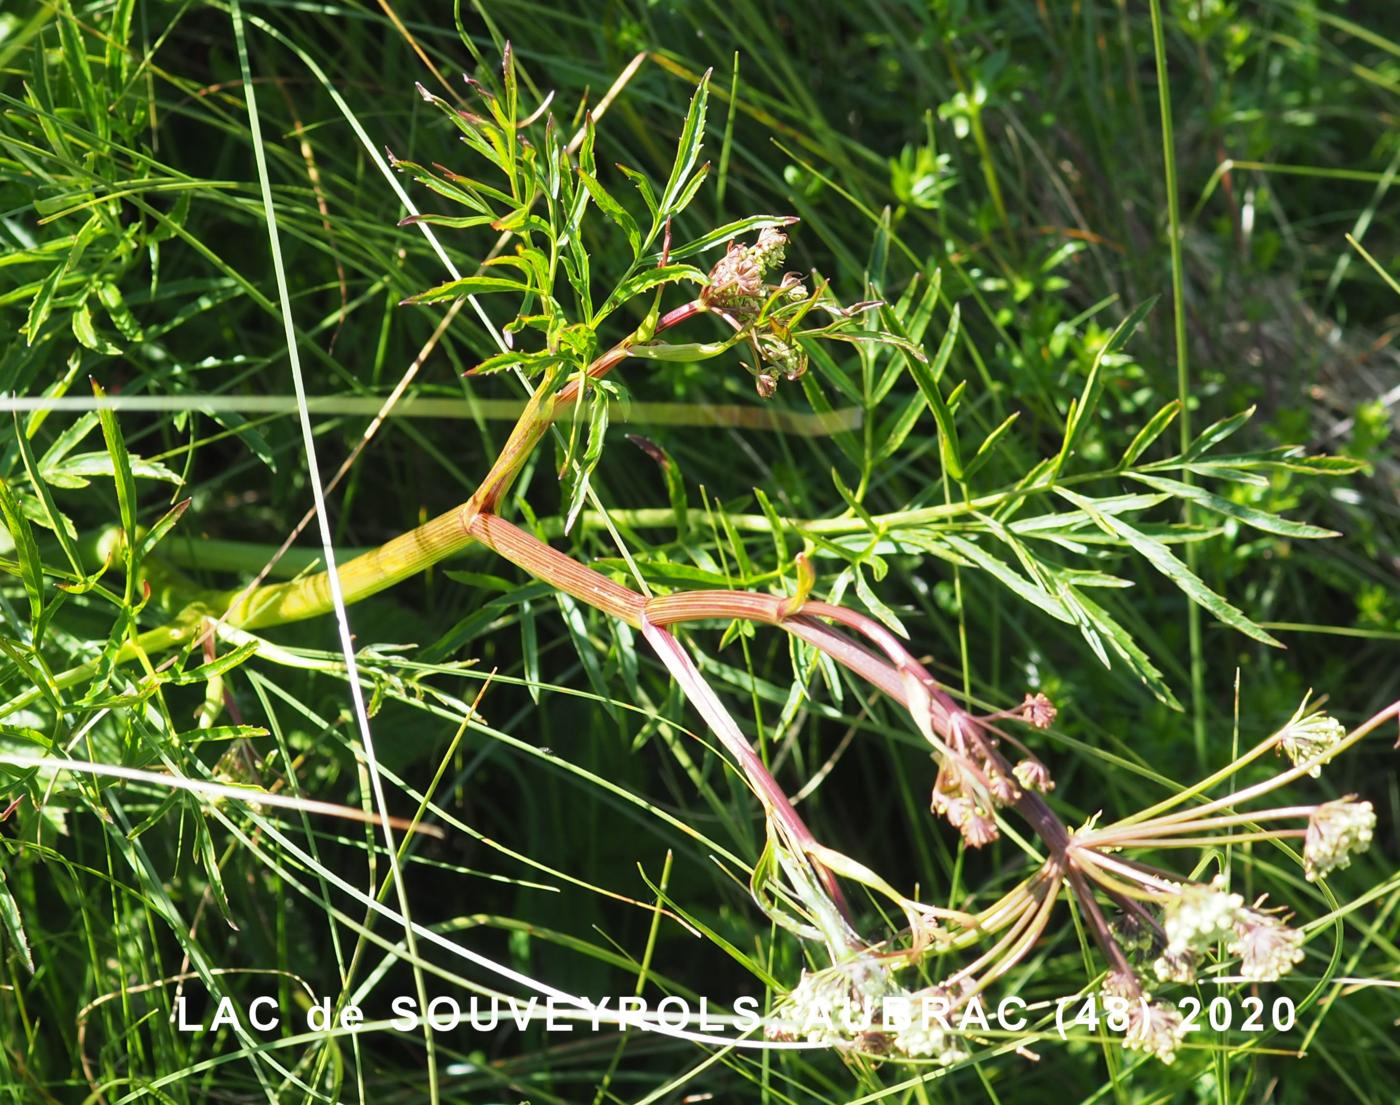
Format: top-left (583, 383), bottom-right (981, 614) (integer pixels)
top-left (1123, 1000), bottom-right (1186, 1065)
top-left (1278, 707), bottom-right (1347, 777)
top-left (1304, 797), bottom-right (1375, 881)
top-left (1227, 909), bottom-right (1305, 981)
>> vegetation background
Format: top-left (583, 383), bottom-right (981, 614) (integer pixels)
top-left (1, 0), bottom-right (1398, 1102)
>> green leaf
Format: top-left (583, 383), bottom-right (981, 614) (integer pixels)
top-left (1119, 399), bottom-right (1181, 468)
top-left (136, 498), bottom-right (192, 562)
top-left (520, 597), bottom-right (540, 704)
top-left (0, 478), bottom-right (44, 627)
top-left (615, 163), bottom-right (659, 220)
top-left (466, 349), bottom-right (567, 377)
top-left (562, 385), bottom-right (610, 535)
top-left (664, 215), bottom-right (797, 263)
top-left (23, 266), bottom-right (63, 345)
top-left (400, 274), bottom-right (531, 305)
top-left (657, 72), bottom-right (711, 225)
top-left (0, 866), bottom-right (33, 973)
top-left (1010, 493), bottom-right (1170, 537)
top-left (185, 725), bottom-right (271, 744)
top-left (489, 207), bottom-right (552, 236)
top-left (595, 264), bottom-right (705, 321)
top-left (195, 817), bottom-right (237, 927)
top-left (753, 487), bottom-right (788, 563)
top-left (1054, 297), bottom-right (1156, 479)
top-left (199, 407), bottom-right (278, 475)
top-left (628, 435), bottom-right (689, 540)
top-left (1055, 488), bottom-right (1283, 647)
top-left (11, 413), bottom-right (82, 575)
top-left (829, 469), bottom-right (878, 534)
top-left (42, 451), bottom-right (183, 488)
top-left (1068, 587), bottom-right (1182, 709)
top-left (1185, 406), bottom-right (1255, 458)
top-left (1128, 474), bottom-right (1338, 539)
top-left (904, 304), bottom-right (963, 479)
top-left (96, 280), bottom-right (143, 340)
top-left (963, 411), bottom-right (1022, 480)
top-left (92, 379), bottom-right (138, 596)
top-left (798, 370), bottom-right (862, 468)
top-left (875, 388), bottom-right (930, 463)
top-left (167, 640), bottom-right (260, 685)
top-left (501, 40), bottom-right (519, 130)
top-left (665, 160), bottom-right (712, 219)
top-left (938, 533), bottom-right (1072, 624)
top-left (577, 169), bottom-right (640, 258)
top-left (71, 299), bottom-right (123, 355)
top-left (853, 564), bottom-right (907, 638)
top-left (397, 212), bottom-right (499, 230)
top-left (1187, 450), bottom-right (1367, 477)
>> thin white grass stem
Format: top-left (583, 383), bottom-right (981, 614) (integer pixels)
top-left (230, 6), bottom-right (440, 1096)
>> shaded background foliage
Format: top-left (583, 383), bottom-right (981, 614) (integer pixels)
top-left (1, 0), bottom-right (1398, 1102)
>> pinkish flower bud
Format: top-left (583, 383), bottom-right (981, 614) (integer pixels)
top-left (1021, 692), bottom-right (1057, 729)
top-left (960, 810), bottom-right (999, 848)
top-left (988, 768), bottom-right (1021, 805)
top-left (1012, 759), bottom-right (1054, 794)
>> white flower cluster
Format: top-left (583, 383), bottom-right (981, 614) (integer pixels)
top-left (1227, 909), bottom-right (1305, 981)
top-left (1304, 797), bottom-right (1376, 881)
top-left (1123, 1000), bottom-right (1187, 1065)
top-left (893, 1018), bottom-right (969, 1065)
top-left (1152, 946), bottom-right (1198, 985)
top-left (1278, 709), bottom-right (1347, 777)
top-left (1153, 878), bottom-right (1244, 983)
top-left (767, 969), bottom-right (855, 1047)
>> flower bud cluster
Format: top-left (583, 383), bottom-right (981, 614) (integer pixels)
top-left (701, 228), bottom-right (788, 313)
top-left (701, 229), bottom-right (820, 397)
top-left (926, 698), bottom-right (1058, 848)
top-left (930, 758), bottom-right (1003, 849)
top-left (1278, 709), bottom-right (1347, 777)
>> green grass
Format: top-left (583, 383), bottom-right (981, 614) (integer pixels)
top-left (2, 1), bottom-right (1399, 1103)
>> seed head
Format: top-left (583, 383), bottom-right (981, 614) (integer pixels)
top-left (755, 331), bottom-right (808, 385)
top-left (987, 767), bottom-right (1021, 805)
